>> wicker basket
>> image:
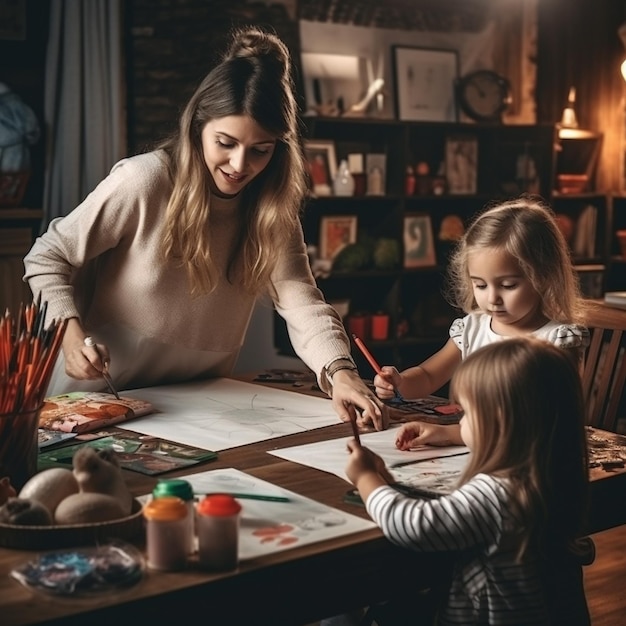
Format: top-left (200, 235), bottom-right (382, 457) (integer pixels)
top-left (0, 498), bottom-right (144, 550)
top-left (0, 170), bottom-right (30, 207)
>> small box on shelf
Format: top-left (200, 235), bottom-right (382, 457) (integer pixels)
top-left (0, 171), bottom-right (30, 208)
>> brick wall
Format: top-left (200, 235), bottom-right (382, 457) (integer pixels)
top-left (126, 0), bottom-right (302, 154)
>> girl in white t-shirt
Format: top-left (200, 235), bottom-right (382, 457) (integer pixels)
top-left (374, 196), bottom-right (590, 447)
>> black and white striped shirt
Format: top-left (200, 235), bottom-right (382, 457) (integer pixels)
top-left (367, 473), bottom-right (587, 625)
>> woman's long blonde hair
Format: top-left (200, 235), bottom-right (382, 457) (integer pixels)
top-left (446, 196), bottom-right (587, 324)
top-left (159, 26), bottom-right (308, 297)
top-left (450, 337), bottom-right (589, 561)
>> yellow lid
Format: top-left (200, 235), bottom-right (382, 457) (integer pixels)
top-left (143, 496), bottom-right (187, 521)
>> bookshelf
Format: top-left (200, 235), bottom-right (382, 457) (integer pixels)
top-left (273, 118), bottom-right (614, 372)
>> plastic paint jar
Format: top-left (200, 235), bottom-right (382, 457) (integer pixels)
top-left (152, 478), bottom-right (195, 554)
top-left (196, 494), bottom-right (242, 571)
top-left (143, 496), bottom-right (189, 571)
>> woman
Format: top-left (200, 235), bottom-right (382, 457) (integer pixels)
top-left (24, 26), bottom-right (385, 429)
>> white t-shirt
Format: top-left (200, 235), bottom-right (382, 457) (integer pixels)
top-left (449, 313), bottom-right (590, 359)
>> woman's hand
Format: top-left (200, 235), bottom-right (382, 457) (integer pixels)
top-left (373, 365), bottom-right (401, 400)
top-left (395, 421), bottom-right (463, 449)
top-left (61, 318), bottom-right (111, 380)
top-left (330, 369), bottom-right (389, 431)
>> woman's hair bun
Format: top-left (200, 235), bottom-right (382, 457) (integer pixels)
top-left (225, 26), bottom-right (289, 71)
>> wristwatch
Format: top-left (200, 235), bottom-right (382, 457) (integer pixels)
top-left (455, 70), bottom-right (512, 122)
top-left (326, 357), bottom-right (358, 386)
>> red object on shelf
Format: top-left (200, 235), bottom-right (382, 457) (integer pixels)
top-left (404, 167), bottom-right (416, 195)
top-left (347, 314), bottom-right (369, 340)
top-left (371, 313), bottom-right (389, 340)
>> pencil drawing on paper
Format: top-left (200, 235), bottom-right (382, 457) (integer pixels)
top-left (122, 378), bottom-right (340, 452)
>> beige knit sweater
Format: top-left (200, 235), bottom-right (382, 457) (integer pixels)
top-left (23, 151), bottom-right (351, 393)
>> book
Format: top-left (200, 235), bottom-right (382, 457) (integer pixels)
top-left (604, 291), bottom-right (626, 310)
top-left (38, 429), bottom-right (218, 476)
top-left (39, 391), bottom-right (155, 434)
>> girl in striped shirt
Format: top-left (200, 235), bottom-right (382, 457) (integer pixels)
top-left (345, 337), bottom-right (591, 625)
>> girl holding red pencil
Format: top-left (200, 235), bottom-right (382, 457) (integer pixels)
top-left (373, 198), bottom-right (589, 447)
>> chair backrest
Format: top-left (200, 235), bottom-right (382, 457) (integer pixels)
top-left (582, 302), bottom-right (626, 432)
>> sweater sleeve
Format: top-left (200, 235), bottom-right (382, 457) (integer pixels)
top-left (23, 154), bottom-right (162, 325)
top-left (366, 474), bottom-right (508, 553)
top-left (270, 223), bottom-right (353, 394)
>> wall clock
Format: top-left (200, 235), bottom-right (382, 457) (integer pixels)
top-left (455, 70), bottom-right (512, 122)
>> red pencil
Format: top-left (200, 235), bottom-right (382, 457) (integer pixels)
top-left (351, 333), bottom-right (404, 402)
top-left (351, 334), bottom-right (382, 374)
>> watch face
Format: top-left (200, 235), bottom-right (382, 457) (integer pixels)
top-left (458, 70), bottom-right (510, 121)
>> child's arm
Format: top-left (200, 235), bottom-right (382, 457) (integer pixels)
top-left (345, 439), bottom-right (394, 502)
top-left (374, 338), bottom-right (462, 400)
top-left (395, 421), bottom-right (464, 449)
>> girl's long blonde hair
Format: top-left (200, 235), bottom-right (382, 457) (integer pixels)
top-left (450, 337), bottom-right (589, 561)
top-left (446, 196), bottom-right (587, 324)
top-left (159, 26), bottom-right (308, 297)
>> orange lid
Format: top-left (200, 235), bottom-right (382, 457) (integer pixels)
top-left (143, 496), bottom-right (187, 521)
top-left (196, 494), bottom-right (241, 517)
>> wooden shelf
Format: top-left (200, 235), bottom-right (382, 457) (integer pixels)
top-left (274, 118), bottom-right (615, 369)
top-left (0, 208), bottom-right (43, 220)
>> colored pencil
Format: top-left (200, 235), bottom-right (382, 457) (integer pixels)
top-left (349, 415), bottom-right (361, 445)
top-left (196, 492), bottom-right (291, 503)
top-left (0, 300), bottom-right (67, 414)
top-left (351, 334), bottom-right (404, 401)
top-left (351, 334), bottom-right (382, 374)
top-left (390, 451), bottom-right (470, 468)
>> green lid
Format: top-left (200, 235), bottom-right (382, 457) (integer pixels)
top-left (152, 478), bottom-right (194, 501)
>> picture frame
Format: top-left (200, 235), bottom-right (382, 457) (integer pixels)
top-left (445, 135), bottom-right (478, 194)
top-left (403, 214), bottom-right (437, 268)
top-left (304, 140), bottom-right (337, 197)
top-left (392, 46), bottom-right (459, 122)
top-left (320, 215), bottom-right (357, 261)
top-left (300, 52), bottom-right (366, 116)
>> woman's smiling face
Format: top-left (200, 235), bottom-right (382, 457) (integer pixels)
top-left (201, 115), bottom-right (277, 196)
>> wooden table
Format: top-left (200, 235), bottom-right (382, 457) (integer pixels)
top-left (1, 380), bottom-right (625, 626)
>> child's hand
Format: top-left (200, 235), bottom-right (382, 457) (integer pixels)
top-left (373, 366), bottom-right (401, 400)
top-left (395, 422), bottom-right (462, 449)
top-left (345, 439), bottom-right (394, 487)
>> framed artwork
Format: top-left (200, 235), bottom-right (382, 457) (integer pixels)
top-left (300, 52), bottom-right (365, 116)
top-left (320, 215), bottom-right (357, 261)
top-left (445, 135), bottom-right (478, 194)
top-left (304, 140), bottom-right (337, 196)
top-left (392, 46), bottom-right (459, 122)
top-left (403, 214), bottom-right (436, 268)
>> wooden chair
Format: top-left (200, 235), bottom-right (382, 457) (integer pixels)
top-left (582, 302), bottom-right (626, 432)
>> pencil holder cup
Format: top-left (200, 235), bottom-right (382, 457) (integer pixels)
top-left (0, 405), bottom-right (41, 491)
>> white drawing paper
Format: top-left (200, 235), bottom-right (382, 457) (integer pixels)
top-left (269, 423), bottom-right (469, 482)
top-left (177, 468), bottom-right (376, 560)
top-left (119, 378), bottom-right (339, 451)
